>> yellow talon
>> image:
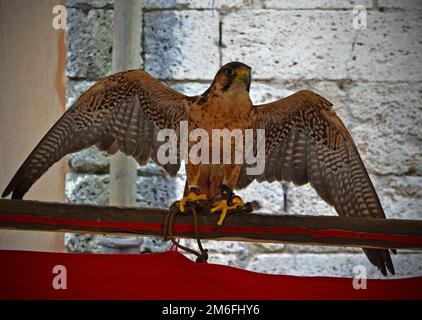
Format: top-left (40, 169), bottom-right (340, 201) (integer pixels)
top-left (177, 192), bottom-right (207, 212)
top-left (210, 197), bottom-right (245, 226)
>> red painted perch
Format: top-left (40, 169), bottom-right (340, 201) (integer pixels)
top-left (0, 199), bottom-right (422, 250)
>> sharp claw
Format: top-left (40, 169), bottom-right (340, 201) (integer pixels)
top-left (210, 196), bottom-right (245, 226)
top-left (210, 200), bottom-right (226, 213)
top-left (179, 200), bottom-right (186, 212)
top-left (217, 208), bottom-right (227, 226)
top-left (177, 192), bottom-right (207, 212)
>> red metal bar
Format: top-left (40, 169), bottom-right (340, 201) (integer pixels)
top-left (0, 199), bottom-right (422, 250)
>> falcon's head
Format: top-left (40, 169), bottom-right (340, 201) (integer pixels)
top-left (211, 61), bottom-right (252, 94)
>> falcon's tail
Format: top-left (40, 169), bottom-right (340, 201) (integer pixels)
top-left (363, 248), bottom-right (396, 276)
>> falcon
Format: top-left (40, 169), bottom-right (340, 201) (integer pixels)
top-left (2, 61), bottom-right (395, 275)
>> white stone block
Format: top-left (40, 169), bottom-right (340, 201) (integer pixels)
top-left (379, 0), bottom-right (422, 10)
top-left (66, 8), bottom-right (114, 79)
top-left (347, 82), bottom-right (422, 176)
top-left (263, 0), bottom-right (372, 9)
top-left (223, 10), bottom-right (355, 80)
top-left (246, 253), bottom-right (422, 278)
top-left (143, 0), bottom-right (245, 9)
top-left (144, 11), bottom-right (220, 80)
top-left (223, 10), bottom-right (422, 81)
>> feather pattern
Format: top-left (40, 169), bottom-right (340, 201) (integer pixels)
top-left (237, 90), bottom-right (395, 275)
top-left (2, 70), bottom-right (191, 199)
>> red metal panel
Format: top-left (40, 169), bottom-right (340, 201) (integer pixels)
top-left (0, 250), bottom-right (421, 300)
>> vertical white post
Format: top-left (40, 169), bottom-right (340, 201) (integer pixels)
top-left (102, 0), bottom-right (142, 253)
top-left (109, 0), bottom-right (142, 208)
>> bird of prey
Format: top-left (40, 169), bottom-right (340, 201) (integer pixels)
top-left (2, 61), bottom-right (395, 275)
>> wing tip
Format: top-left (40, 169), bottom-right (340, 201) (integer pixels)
top-left (2, 171), bottom-right (26, 199)
top-left (363, 248), bottom-right (396, 276)
top-left (2, 170), bottom-right (28, 199)
top-left (11, 191), bottom-right (24, 200)
top-left (2, 182), bottom-right (14, 198)
top-left (2, 184), bottom-right (25, 200)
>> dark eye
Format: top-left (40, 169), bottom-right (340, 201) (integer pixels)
top-left (224, 68), bottom-right (234, 76)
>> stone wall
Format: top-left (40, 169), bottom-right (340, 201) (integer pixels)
top-left (65, 0), bottom-right (422, 278)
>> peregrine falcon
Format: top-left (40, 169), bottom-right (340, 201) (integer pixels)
top-left (2, 61), bottom-right (395, 275)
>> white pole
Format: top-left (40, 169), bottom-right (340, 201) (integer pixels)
top-left (103, 0), bottom-right (142, 253)
top-left (109, 0), bottom-right (142, 208)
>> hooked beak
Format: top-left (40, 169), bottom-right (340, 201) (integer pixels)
top-left (235, 67), bottom-right (251, 91)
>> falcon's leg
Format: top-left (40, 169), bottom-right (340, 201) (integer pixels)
top-left (210, 183), bottom-right (245, 226)
top-left (176, 166), bottom-right (207, 212)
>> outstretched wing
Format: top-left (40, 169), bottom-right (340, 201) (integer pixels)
top-left (237, 90), bottom-right (395, 276)
top-left (3, 70), bottom-right (191, 199)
